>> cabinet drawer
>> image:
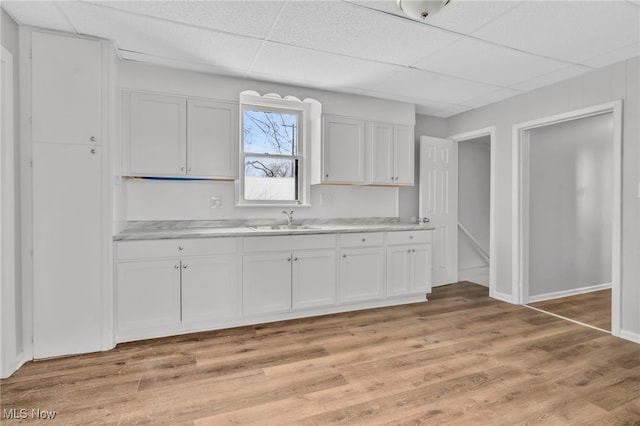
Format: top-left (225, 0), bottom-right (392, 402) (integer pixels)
top-left (243, 234), bottom-right (336, 253)
top-left (116, 237), bottom-right (238, 260)
top-left (339, 232), bottom-right (384, 247)
top-left (386, 230), bottom-right (432, 245)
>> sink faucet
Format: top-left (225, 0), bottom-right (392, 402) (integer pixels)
top-left (282, 209), bottom-right (294, 226)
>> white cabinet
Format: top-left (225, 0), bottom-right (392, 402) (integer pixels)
top-left (369, 123), bottom-right (414, 185)
top-left (242, 235), bottom-right (337, 315)
top-left (319, 115), bottom-right (366, 184)
top-left (386, 231), bottom-right (432, 297)
top-left (115, 238), bottom-right (240, 341)
top-left (125, 91), bottom-right (238, 178)
top-left (32, 142), bottom-right (104, 358)
top-left (29, 30), bottom-right (110, 359)
top-left (338, 233), bottom-right (385, 303)
top-left (31, 32), bottom-right (102, 145)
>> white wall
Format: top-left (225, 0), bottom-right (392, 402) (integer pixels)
top-left (1, 9), bottom-right (24, 377)
top-left (118, 61), bottom-right (412, 221)
top-left (528, 113), bottom-right (613, 298)
top-left (447, 57), bottom-right (640, 340)
top-left (458, 137), bottom-right (490, 271)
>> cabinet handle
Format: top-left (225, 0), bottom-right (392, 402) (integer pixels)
top-left (408, 249), bottom-right (411, 253)
top-left (90, 136), bottom-right (96, 142)
top-left (287, 257), bottom-right (292, 262)
top-left (294, 257), bottom-right (298, 261)
top-left (90, 148), bottom-right (97, 154)
top-left (361, 238), bottom-right (366, 242)
top-left (181, 166), bottom-right (185, 172)
top-left (410, 235), bottom-right (413, 239)
top-left (182, 264), bottom-right (188, 269)
top-left (178, 246), bottom-right (184, 251)
top-left (412, 249), bottom-right (416, 253)
top-left (325, 174), bottom-right (329, 178)
top-left (188, 167), bottom-right (192, 172)
top-left (342, 254), bottom-right (347, 258)
top-left (174, 264), bottom-right (180, 269)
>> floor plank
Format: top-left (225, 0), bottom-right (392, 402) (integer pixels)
top-left (529, 289), bottom-right (612, 331)
top-left (1, 282), bottom-right (638, 425)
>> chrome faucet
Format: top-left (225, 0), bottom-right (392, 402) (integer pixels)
top-left (282, 209), bottom-right (294, 226)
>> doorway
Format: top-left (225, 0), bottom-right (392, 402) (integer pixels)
top-left (513, 101), bottom-right (622, 336)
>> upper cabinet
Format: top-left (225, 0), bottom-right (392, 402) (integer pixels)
top-left (369, 123), bottom-right (414, 186)
top-left (32, 32), bottom-right (102, 145)
top-left (319, 115), bottom-right (366, 184)
top-left (124, 91), bottom-right (238, 179)
top-left (313, 114), bottom-right (414, 186)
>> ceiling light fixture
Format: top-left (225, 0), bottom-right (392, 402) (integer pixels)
top-left (396, 0), bottom-right (450, 21)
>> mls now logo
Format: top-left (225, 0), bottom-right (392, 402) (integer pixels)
top-left (3, 408), bottom-right (57, 419)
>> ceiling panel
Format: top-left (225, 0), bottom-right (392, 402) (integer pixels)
top-left (460, 87), bottom-right (522, 109)
top-left (250, 42), bottom-right (402, 90)
top-left (91, 1), bottom-right (285, 39)
top-left (412, 37), bottom-right (570, 87)
top-left (510, 64), bottom-right (591, 92)
top-left (374, 67), bottom-right (498, 104)
top-left (2, 1), bottom-right (76, 33)
top-left (430, 104), bottom-right (473, 118)
top-left (59, 2), bottom-right (263, 71)
top-left (581, 42), bottom-right (640, 68)
top-left (269, 1), bottom-right (460, 66)
top-left (472, 1), bottom-right (640, 64)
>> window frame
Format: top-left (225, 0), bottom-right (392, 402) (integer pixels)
top-left (237, 95), bottom-right (310, 207)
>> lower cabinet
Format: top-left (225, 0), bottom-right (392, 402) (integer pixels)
top-left (242, 235), bottom-right (337, 316)
top-left (338, 233), bottom-right (385, 303)
top-left (386, 231), bottom-right (433, 297)
top-left (115, 238), bottom-right (240, 341)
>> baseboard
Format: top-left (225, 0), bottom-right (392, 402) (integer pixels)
top-left (458, 266), bottom-right (489, 287)
top-left (491, 289), bottom-right (515, 304)
top-left (618, 329), bottom-right (640, 344)
top-left (528, 283), bottom-right (612, 303)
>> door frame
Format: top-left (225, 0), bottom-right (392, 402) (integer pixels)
top-left (449, 127), bottom-right (497, 297)
top-left (512, 101), bottom-right (622, 336)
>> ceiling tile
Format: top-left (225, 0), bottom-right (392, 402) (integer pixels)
top-left (510, 64), bottom-right (591, 92)
top-left (430, 104), bottom-right (473, 118)
top-left (581, 42), bottom-right (640, 68)
top-left (374, 67), bottom-right (499, 104)
top-left (2, 1), bottom-right (76, 33)
top-left (59, 2), bottom-right (263, 71)
top-left (250, 42), bottom-right (402, 90)
top-left (459, 87), bottom-right (522, 109)
top-left (413, 37), bottom-right (570, 87)
top-left (472, 1), bottom-right (640, 63)
top-left (419, 1), bottom-right (523, 34)
top-left (91, 1), bottom-right (285, 39)
top-left (268, 1), bottom-right (460, 66)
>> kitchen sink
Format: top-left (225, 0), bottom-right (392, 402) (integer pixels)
top-left (247, 224), bottom-right (319, 231)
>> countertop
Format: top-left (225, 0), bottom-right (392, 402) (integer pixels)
top-left (114, 218), bottom-right (434, 241)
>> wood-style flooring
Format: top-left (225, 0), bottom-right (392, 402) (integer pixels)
top-left (1, 282), bottom-right (638, 425)
top-left (529, 289), bottom-right (612, 331)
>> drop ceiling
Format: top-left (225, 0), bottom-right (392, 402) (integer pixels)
top-left (3, 0), bottom-right (639, 117)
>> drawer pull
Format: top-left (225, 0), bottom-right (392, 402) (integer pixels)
top-left (178, 246), bottom-right (184, 251)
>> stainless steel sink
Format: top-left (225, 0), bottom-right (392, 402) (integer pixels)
top-left (247, 224), bottom-right (319, 231)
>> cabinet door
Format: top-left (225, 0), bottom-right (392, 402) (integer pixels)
top-left (243, 253), bottom-right (292, 315)
top-left (181, 255), bottom-right (240, 323)
top-left (338, 247), bottom-right (385, 303)
top-left (371, 122), bottom-right (394, 184)
top-left (323, 115), bottom-right (365, 183)
top-left (187, 99), bottom-right (238, 178)
top-left (394, 125), bottom-right (414, 185)
top-left (116, 260), bottom-right (181, 336)
top-left (292, 249), bottom-right (336, 309)
top-left (32, 32), bottom-right (101, 145)
top-left (387, 246), bottom-right (412, 297)
top-left (411, 245), bottom-right (432, 294)
top-left (32, 142), bottom-right (103, 358)
top-left (128, 92), bottom-right (187, 176)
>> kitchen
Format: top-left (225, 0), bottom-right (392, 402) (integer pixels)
top-left (1, 1), bottom-right (639, 423)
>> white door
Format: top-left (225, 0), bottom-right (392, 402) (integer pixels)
top-left (187, 99), bottom-right (238, 178)
top-left (419, 136), bottom-right (458, 286)
top-left (32, 142), bottom-right (103, 358)
top-left (32, 32), bottom-right (101, 145)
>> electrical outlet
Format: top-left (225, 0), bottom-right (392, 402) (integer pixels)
top-left (210, 196), bottom-right (223, 209)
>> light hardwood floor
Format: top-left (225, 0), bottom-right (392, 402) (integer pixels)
top-left (529, 289), bottom-right (612, 331)
top-left (1, 282), bottom-right (638, 425)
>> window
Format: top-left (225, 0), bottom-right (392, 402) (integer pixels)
top-left (243, 106), bottom-right (301, 202)
top-left (238, 91), bottom-right (320, 206)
